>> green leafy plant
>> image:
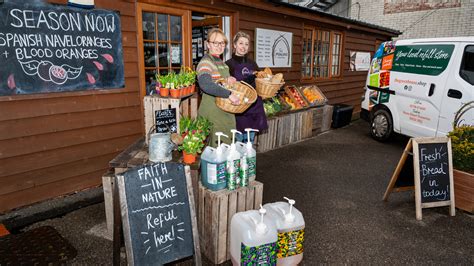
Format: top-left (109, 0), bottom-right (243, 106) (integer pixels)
top-left (178, 116), bottom-right (212, 154)
top-left (178, 130), bottom-right (206, 155)
top-left (448, 101), bottom-right (474, 173)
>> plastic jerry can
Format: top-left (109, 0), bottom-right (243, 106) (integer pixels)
top-left (230, 205), bottom-right (278, 266)
top-left (264, 197), bottom-right (305, 265)
top-left (244, 128), bottom-right (258, 181)
top-left (200, 132), bottom-right (229, 191)
top-left (228, 129), bottom-right (242, 184)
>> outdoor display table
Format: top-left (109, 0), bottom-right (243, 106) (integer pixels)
top-left (257, 104), bottom-right (333, 152)
top-left (102, 137), bottom-right (264, 265)
top-left (102, 137), bottom-right (200, 236)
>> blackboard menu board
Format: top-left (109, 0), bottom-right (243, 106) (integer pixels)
top-left (118, 162), bottom-right (194, 265)
top-left (155, 108), bottom-right (177, 133)
top-left (0, 2), bottom-right (124, 96)
top-left (416, 142), bottom-right (451, 203)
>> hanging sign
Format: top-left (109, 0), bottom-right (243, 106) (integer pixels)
top-left (117, 162), bottom-right (200, 265)
top-left (255, 28), bottom-right (292, 68)
top-left (155, 108), bottom-right (177, 133)
top-left (0, 1), bottom-right (124, 96)
top-left (384, 138), bottom-right (455, 220)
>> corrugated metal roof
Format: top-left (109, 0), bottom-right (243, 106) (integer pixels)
top-left (269, 0), bottom-right (401, 35)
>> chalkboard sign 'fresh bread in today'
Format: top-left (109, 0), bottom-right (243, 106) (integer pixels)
top-left (117, 162), bottom-right (196, 265)
top-left (413, 137), bottom-right (455, 220)
top-left (0, 1), bottom-right (124, 96)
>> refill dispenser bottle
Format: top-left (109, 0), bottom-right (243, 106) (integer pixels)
top-left (200, 132), bottom-right (228, 191)
top-left (264, 197), bottom-right (305, 265)
top-left (228, 129), bottom-right (242, 185)
top-left (230, 205), bottom-right (278, 265)
top-left (244, 128), bottom-right (259, 181)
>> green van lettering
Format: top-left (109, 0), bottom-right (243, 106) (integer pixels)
top-left (392, 45), bottom-right (454, 75)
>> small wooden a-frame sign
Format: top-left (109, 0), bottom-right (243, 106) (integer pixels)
top-left (384, 137), bottom-right (455, 220)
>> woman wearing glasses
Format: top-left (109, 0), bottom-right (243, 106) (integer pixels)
top-left (196, 28), bottom-right (240, 146)
top-left (226, 31), bottom-right (268, 143)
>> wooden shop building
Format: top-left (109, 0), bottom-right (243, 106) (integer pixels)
top-left (0, 0), bottom-right (398, 213)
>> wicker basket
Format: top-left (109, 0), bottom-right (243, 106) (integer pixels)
top-left (255, 78), bottom-right (285, 99)
top-left (216, 81), bottom-right (257, 114)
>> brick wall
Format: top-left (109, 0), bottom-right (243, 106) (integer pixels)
top-left (350, 0), bottom-right (474, 40)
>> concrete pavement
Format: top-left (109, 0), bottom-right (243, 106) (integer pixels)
top-left (1, 120), bottom-right (473, 264)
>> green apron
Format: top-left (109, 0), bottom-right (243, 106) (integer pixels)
top-left (198, 56), bottom-right (236, 147)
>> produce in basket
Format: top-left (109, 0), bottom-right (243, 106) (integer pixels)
top-left (301, 86), bottom-right (327, 106)
top-left (263, 97), bottom-right (284, 117)
top-left (286, 86), bottom-right (308, 107)
top-left (254, 68), bottom-right (285, 84)
top-left (279, 90), bottom-right (299, 110)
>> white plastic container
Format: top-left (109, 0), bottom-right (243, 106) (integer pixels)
top-left (228, 129), bottom-right (242, 185)
top-left (244, 128), bottom-right (259, 181)
top-left (264, 197), bottom-right (305, 265)
top-left (200, 132), bottom-right (228, 191)
top-left (230, 205), bottom-right (278, 265)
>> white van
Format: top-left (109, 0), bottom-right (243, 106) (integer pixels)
top-left (360, 37), bottom-right (474, 141)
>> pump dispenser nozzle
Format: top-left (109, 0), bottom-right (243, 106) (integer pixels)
top-left (244, 128), bottom-right (259, 148)
top-left (256, 204), bottom-right (268, 235)
top-left (283, 197), bottom-right (296, 223)
top-left (215, 132), bottom-right (228, 155)
top-left (230, 129), bottom-right (242, 146)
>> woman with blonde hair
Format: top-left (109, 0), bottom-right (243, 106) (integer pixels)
top-left (196, 28), bottom-right (240, 146)
top-left (226, 31), bottom-right (268, 143)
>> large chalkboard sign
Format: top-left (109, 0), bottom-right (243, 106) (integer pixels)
top-left (156, 108), bottom-right (177, 133)
top-left (413, 137), bottom-right (455, 220)
top-left (117, 162), bottom-right (200, 265)
top-left (0, 2), bottom-right (124, 96)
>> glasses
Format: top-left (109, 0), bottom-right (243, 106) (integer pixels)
top-left (209, 41), bottom-right (226, 47)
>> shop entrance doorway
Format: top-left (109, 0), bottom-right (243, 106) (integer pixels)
top-left (191, 12), bottom-right (231, 68)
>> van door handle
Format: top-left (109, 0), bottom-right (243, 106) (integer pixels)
top-left (428, 83), bottom-right (435, 96)
top-left (447, 89), bottom-right (462, 99)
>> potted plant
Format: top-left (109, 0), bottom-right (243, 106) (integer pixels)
top-left (448, 101), bottom-right (473, 213)
top-left (168, 72), bottom-right (180, 98)
top-left (156, 74), bottom-right (169, 97)
top-left (178, 116), bottom-right (212, 164)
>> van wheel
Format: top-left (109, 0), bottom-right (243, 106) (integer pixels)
top-left (371, 109), bottom-right (393, 141)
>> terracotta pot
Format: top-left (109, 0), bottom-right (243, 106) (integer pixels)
top-left (170, 89), bottom-right (180, 98)
top-left (183, 151), bottom-right (196, 164)
top-left (191, 84), bottom-right (196, 93)
top-left (185, 86), bottom-right (191, 95)
top-left (159, 87), bottom-right (169, 97)
top-left (453, 169), bottom-right (474, 213)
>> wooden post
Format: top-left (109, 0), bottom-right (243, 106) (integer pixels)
top-left (185, 166), bottom-right (202, 266)
top-left (383, 139), bottom-right (413, 201)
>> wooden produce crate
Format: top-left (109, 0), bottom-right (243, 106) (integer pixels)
top-left (198, 181), bottom-right (264, 264)
top-left (285, 85), bottom-right (310, 109)
top-left (299, 85), bottom-right (328, 107)
top-left (257, 109), bottom-right (313, 152)
top-left (311, 104), bottom-right (333, 136)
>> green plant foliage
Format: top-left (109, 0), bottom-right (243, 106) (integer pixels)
top-left (448, 125), bottom-right (474, 173)
top-left (449, 101), bottom-right (473, 173)
top-left (178, 116), bottom-right (212, 155)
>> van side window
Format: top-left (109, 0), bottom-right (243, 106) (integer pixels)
top-left (460, 45), bottom-right (474, 85)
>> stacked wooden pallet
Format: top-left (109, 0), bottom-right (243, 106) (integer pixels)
top-left (198, 182), bottom-right (264, 264)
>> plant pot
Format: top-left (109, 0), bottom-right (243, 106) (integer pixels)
top-left (183, 151), bottom-right (196, 164)
top-left (159, 87), bottom-right (169, 97)
top-left (453, 169), bottom-right (474, 213)
top-left (170, 89), bottom-right (180, 98)
top-left (191, 84), bottom-right (196, 93)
